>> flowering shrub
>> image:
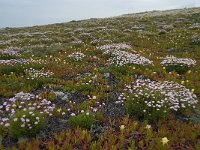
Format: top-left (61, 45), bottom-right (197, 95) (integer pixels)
top-left (68, 52), bottom-right (86, 61)
top-left (68, 112), bottom-right (95, 129)
top-left (125, 91), bottom-right (169, 122)
top-left (98, 43), bottom-right (152, 66)
top-left (98, 43), bottom-right (132, 51)
top-left (0, 92), bottom-right (55, 137)
top-left (121, 78), bottom-right (198, 121)
top-left (0, 59), bottom-right (32, 66)
top-left (0, 47), bottom-right (21, 56)
top-left (0, 58), bottom-right (46, 66)
top-left (0, 39), bottom-right (20, 46)
top-left (9, 110), bottom-right (45, 138)
top-left (25, 68), bottom-right (54, 80)
top-left (161, 56), bottom-right (196, 74)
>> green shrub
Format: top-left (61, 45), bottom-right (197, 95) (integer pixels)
top-left (68, 113), bottom-right (95, 130)
top-left (190, 108), bottom-right (200, 124)
top-left (76, 84), bottom-right (95, 95)
top-left (63, 81), bottom-right (75, 92)
top-left (24, 78), bottom-right (52, 90)
top-left (165, 64), bottom-right (190, 74)
top-left (125, 91), bottom-right (170, 122)
top-left (0, 64), bottom-right (44, 75)
top-left (48, 91), bottom-right (57, 101)
top-left (0, 54), bottom-right (18, 60)
top-left (9, 110), bottom-right (46, 138)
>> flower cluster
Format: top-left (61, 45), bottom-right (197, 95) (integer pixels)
top-left (0, 59), bottom-right (31, 66)
top-left (121, 78), bottom-right (197, 112)
top-left (98, 43), bottom-right (152, 66)
top-left (71, 40), bottom-right (84, 44)
top-left (161, 56), bottom-right (196, 66)
top-left (25, 68), bottom-right (54, 80)
top-left (0, 58), bottom-right (46, 66)
top-left (14, 91), bottom-right (35, 101)
top-left (12, 112), bottom-right (42, 129)
top-left (68, 52), bottom-right (86, 61)
top-left (189, 23), bottom-right (200, 29)
top-left (0, 39), bottom-right (20, 46)
top-left (0, 92), bottom-right (55, 129)
top-left (98, 43), bottom-right (132, 52)
top-left (0, 47), bottom-right (21, 56)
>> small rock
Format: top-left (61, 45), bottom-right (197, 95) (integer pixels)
top-left (103, 73), bottom-right (110, 78)
top-left (55, 91), bottom-right (65, 98)
top-left (61, 95), bottom-right (70, 101)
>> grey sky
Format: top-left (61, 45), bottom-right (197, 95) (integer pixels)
top-left (0, 0), bottom-right (200, 28)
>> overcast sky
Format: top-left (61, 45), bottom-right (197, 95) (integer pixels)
top-left (0, 0), bottom-right (200, 28)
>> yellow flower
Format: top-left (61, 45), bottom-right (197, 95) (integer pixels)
top-left (145, 124), bottom-right (151, 129)
top-left (120, 125), bottom-right (125, 130)
top-left (181, 81), bottom-right (184, 84)
top-left (161, 137), bottom-right (169, 145)
top-left (187, 70), bottom-right (191, 74)
top-left (57, 108), bottom-right (62, 113)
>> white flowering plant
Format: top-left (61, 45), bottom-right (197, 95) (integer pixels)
top-left (122, 78), bottom-right (198, 122)
top-left (25, 68), bottom-right (54, 80)
top-left (98, 43), bottom-right (152, 66)
top-left (125, 90), bottom-right (170, 122)
top-left (9, 110), bottom-right (45, 138)
top-left (161, 56), bottom-right (196, 74)
top-left (0, 92), bottom-right (55, 138)
top-left (68, 52), bottom-right (86, 61)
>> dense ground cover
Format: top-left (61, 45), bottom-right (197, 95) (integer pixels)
top-left (0, 7), bottom-right (200, 150)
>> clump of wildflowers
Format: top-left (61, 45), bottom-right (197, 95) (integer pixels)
top-left (68, 52), bottom-right (86, 61)
top-left (25, 68), bottom-right (54, 80)
top-left (9, 110), bottom-right (46, 138)
top-left (0, 47), bottom-right (21, 56)
top-left (0, 58), bottom-right (46, 66)
top-left (161, 55), bottom-right (196, 66)
top-left (0, 92), bottom-right (55, 137)
top-left (98, 43), bottom-right (152, 66)
top-left (161, 56), bottom-right (196, 74)
top-left (122, 78), bottom-right (197, 121)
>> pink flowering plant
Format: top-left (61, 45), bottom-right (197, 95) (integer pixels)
top-left (98, 43), bottom-right (153, 66)
top-left (9, 110), bottom-right (45, 138)
top-left (0, 92), bottom-right (55, 138)
top-left (161, 56), bottom-right (196, 74)
top-left (68, 52), bottom-right (86, 61)
top-left (122, 78), bottom-right (198, 122)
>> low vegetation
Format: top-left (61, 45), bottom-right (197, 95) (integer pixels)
top-left (0, 7), bottom-right (200, 149)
